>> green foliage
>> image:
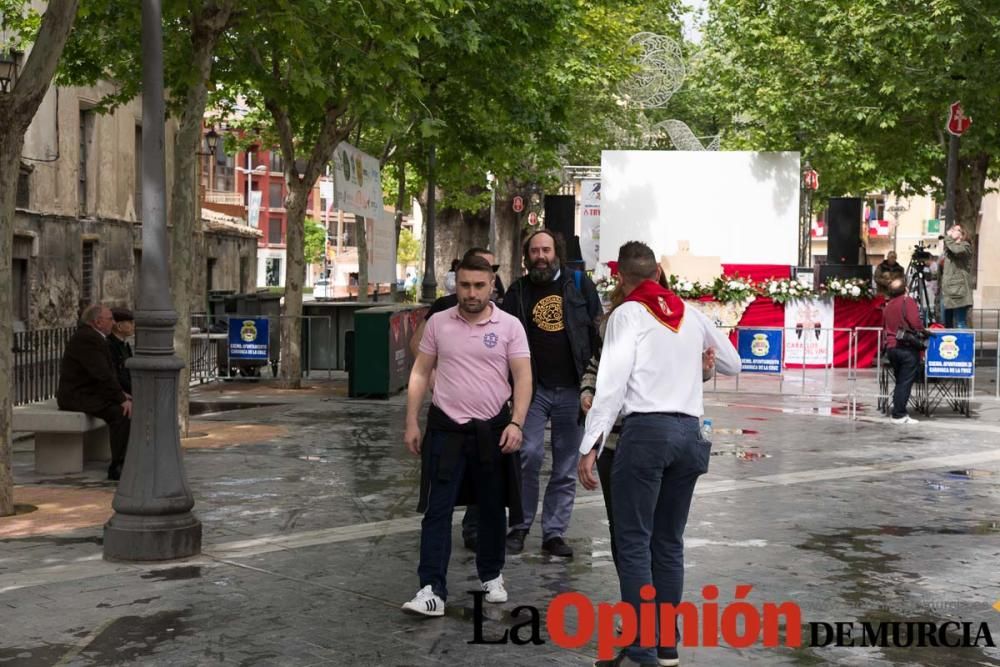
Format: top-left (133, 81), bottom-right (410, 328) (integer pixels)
top-left (702, 0), bottom-right (1000, 205)
top-left (303, 218), bottom-right (326, 265)
top-left (0, 1), bottom-right (42, 53)
top-left (396, 227), bottom-right (420, 267)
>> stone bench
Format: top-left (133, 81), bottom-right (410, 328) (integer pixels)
top-left (12, 402), bottom-right (111, 474)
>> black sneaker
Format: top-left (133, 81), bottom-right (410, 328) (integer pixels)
top-left (107, 464), bottom-right (122, 481)
top-left (505, 528), bottom-right (528, 553)
top-left (542, 536), bottom-right (573, 558)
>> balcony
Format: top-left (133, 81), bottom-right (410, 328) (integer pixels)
top-left (204, 190), bottom-right (244, 207)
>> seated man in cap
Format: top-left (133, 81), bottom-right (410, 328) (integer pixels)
top-left (56, 304), bottom-right (132, 480)
top-left (108, 308), bottom-right (135, 396)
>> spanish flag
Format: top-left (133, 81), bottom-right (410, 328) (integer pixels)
top-left (623, 279), bottom-right (685, 332)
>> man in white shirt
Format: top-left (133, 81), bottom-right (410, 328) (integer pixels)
top-left (578, 241), bottom-right (740, 667)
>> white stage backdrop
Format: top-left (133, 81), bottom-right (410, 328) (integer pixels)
top-left (599, 151), bottom-right (800, 266)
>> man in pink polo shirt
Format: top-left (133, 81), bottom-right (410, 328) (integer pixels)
top-left (402, 254), bottom-right (532, 617)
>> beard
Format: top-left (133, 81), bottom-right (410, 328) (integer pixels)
top-left (528, 258), bottom-right (558, 284)
top-left (460, 298), bottom-right (487, 314)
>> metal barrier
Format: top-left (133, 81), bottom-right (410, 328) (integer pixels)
top-left (706, 324), bottom-right (1000, 420)
top-left (190, 313), bottom-right (335, 382)
top-left (706, 327), bottom-right (856, 409)
top-left (12, 326), bottom-right (76, 406)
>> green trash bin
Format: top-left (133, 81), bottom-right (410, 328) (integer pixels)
top-left (351, 304), bottom-right (428, 397)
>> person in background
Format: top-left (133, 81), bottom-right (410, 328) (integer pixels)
top-left (443, 258), bottom-right (460, 295)
top-left (501, 229), bottom-right (602, 559)
top-left (108, 308), bottom-right (135, 396)
top-left (882, 277), bottom-right (925, 424)
top-left (874, 251), bottom-right (905, 297)
top-left (56, 305), bottom-right (132, 481)
top-left (940, 224), bottom-right (974, 328)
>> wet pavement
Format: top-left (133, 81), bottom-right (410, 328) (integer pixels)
top-left (2, 372), bottom-right (1000, 665)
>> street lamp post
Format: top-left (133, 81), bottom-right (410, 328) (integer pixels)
top-left (486, 171), bottom-right (497, 253)
top-left (103, 0), bottom-right (202, 562)
top-left (0, 50), bottom-right (20, 93)
top-left (421, 144), bottom-right (437, 302)
top-left (800, 162), bottom-right (819, 267)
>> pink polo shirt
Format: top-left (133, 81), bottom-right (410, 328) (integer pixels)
top-left (420, 304), bottom-right (530, 424)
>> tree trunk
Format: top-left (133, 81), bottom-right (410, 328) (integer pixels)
top-left (0, 0), bottom-right (80, 518)
top-left (171, 5), bottom-right (235, 435)
top-left (956, 153), bottom-right (989, 235)
top-left (279, 184), bottom-right (309, 387)
top-left (357, 215), bottom-right (369, 303)
top-left (0, 132), bottom-right (26, 517)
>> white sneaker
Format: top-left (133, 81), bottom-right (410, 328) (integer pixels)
top-left (402, 585), bottom-right (444, 617)
top-left (891, 415), bottom-right (920, 424)
top-left (481, 574), bottom-right (508, 603)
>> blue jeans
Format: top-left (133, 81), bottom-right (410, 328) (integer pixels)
top-left (512, 385), bottom-right (583, 540)
top-left (944, 306), bottom-right (969, 329)
top-left (417, 429), bottom-right (506, 600)
top-left (612, 413), bottom-right (710, 664)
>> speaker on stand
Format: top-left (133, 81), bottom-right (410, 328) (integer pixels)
top-left (825, 197), bottom-right (863, 265)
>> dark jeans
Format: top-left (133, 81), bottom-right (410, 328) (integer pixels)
top-left (417, 429), bottom-right (506, 601)
top-left (887, 347), bottom-right (920, 418)
top-left (89, 403), bottom-right (131, 470)
top-left (612, 413), bottom-right (709, 664)
top-left (944, 306), bottom-right (969, 329)
top-left (596, 446), bottom-right (618, 572)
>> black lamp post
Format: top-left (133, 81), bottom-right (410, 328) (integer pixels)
top-left (197, 128), bottom-right (219, 156)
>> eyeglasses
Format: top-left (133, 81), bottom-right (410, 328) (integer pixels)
top-left (491, 264), bottom-right (500, 273)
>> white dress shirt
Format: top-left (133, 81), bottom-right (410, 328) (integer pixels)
top-left (580, 301), bottom-right (741, 455)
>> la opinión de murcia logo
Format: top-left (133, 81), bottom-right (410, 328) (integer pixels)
top-left (467, 585), bottom-right (996, 657)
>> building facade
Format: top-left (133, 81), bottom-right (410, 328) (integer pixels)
top-left (12, 82), bottom-right (258, 331)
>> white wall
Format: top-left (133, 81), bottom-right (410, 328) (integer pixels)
top-left (599, 151), bottom-right (801, 265)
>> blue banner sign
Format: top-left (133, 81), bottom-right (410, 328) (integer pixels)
top-left (738, 329), bottom-right (783, 374)
top-left (228, 318), bottom-right (270, 361)
top-left (925, 330), bottom-right (975, 379)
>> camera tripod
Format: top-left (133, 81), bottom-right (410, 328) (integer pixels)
top-left (906, 256), bottom-right (935, 325)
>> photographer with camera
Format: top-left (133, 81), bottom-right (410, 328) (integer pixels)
top-left (882, 277), bottom-right (926, 424)
top-left (874, 251), bottom-right (905, 297)
top-left (940, 225), bottom-right (974, 328)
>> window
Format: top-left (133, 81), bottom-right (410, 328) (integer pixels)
top-left (82, 241), bottom-right (96, 303)
top-left (79, 109), bottom-right (94, 214)
top-left (12, 236), bottom-right (31, 326)
top-left (268, 217), bottom-right (283, 245)
top-left (268, 181), bottom-right (284, 209)
top-left (342, 218), bottom-right (356, 247)
top-left (134, 125), bottom-right (143, 219)
top-left (265, 258), bottom-right (281, 286)
top-left (319, 196), bottom-right (327, 212)
top-left (214, 150), bottom-right (235, 192)
top-left (16, 166), bottom-right (30, 209)
top-left (239, 256), bottom-right (250, 291)
top-left (269, 151), bottom-right (284, 173)
top-left (206, 258), bottom-right (216, 292)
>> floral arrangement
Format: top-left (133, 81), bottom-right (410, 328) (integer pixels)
top-left (820, 277), bottom-right (874, 300)
top-left (710, 275), bottom-right (757, 303)
top-left (664, 275), bottom-right (713, 299)
top-left (760, 278), bottom-right (815, 304)
top-left (594, 264), bottom-right (878, 305)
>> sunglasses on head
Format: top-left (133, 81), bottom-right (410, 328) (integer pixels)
top-left (491, 264), bottom-right (500, 273)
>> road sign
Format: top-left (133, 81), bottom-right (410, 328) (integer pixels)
top-left (512, 196), bottom-right (524, 213)
top-left (947, 101), bottom-right (971, 136)
top-left (527, 211), bottom-right (539, 226)
top-left (802, 168), bottom-right (819, 191)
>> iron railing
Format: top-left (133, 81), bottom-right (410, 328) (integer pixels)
top-left (12, 326), bottom-right (75, 406)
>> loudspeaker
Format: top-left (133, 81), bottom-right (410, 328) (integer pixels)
top-left (826, 197), bottom-right (863, 264)
top-left (818, 263), bottom-right (873, 289)
top-left (543, 195), bottom-right (575, 245)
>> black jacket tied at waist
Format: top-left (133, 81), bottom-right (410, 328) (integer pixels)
top-left (416, 403), bottom-right (524, 527)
